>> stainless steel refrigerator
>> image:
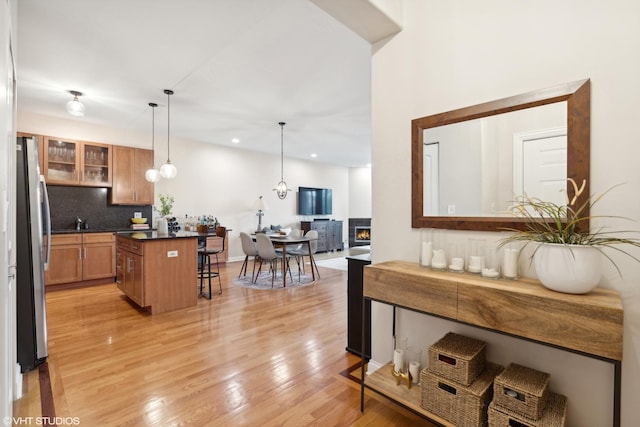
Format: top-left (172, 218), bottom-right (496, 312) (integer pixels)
top-left (16, 136), bottom-right (51, 372)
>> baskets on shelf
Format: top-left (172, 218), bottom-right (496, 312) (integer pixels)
top-left (428, 331), bottom-right (487, 386)
top-left (488, 391), bottom-right (567, 427)
top-left (493, 363), bottom-right (550, 420)
top-left (422, 362), bottom-right (503, 427)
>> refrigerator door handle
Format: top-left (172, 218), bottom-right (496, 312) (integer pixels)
top-left (40, 175), bottom-right (52, 270)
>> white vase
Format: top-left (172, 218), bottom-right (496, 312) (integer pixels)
top-left (157, 217), bottom-right (169, 235)
top-left (533, 243), bottom-right (602, 294)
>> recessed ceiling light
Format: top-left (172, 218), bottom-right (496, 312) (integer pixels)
top-left (231, 138), bottom-right (240, 144)
top-left (310, 153), bottom-right (317, 158)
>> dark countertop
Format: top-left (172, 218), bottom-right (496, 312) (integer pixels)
top-left (53, 228), bottom-right (138, 234)
top-left (346, 253), bottom-right (371, 263)
top-left (116, 231), bottom-right (203, 241)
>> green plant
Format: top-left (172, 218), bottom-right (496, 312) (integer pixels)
top-left (155, 194), bottom-right (174, 217)
top-left (499, 179), bottom-right (640, 274)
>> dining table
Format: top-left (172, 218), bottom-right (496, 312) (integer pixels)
top-left (254, 233), bottom-right (317, 287)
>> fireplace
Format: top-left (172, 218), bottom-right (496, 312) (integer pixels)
top-left (355, 226), bottom-right (371, 243)
top-left (349, 218), bottom-right (371, 247)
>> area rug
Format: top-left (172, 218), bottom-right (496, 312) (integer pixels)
top-left (232, 271), bottom-right (316, 290)
top-left (314, 257), bottom-right (348, 271)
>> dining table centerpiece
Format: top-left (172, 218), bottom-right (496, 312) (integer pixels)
top-left (500, 179), bottom-right (640, 294)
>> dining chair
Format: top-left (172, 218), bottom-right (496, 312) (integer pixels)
top-left (255, 233), bottom-right (292, 287)
top-left (289, 229), bottom-right (320, 280)
top-left (197, 226), bottom-right (226, 298)
top-left (238, 232), bottom-right (259, 282)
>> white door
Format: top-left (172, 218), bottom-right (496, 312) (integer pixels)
top-left (423, 142), bottom-right (439, 216)
top-left (513, 127), bottom-right (567, 211)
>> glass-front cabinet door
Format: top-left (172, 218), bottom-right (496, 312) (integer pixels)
top-left (43, 137), bottom-right (81, 184)
top-left (82, 142), bottom-right (112, 186)
top-left (43, 136), bottom-right (112, 186)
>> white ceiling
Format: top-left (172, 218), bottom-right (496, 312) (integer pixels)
top-left (15, 0), bottom-right (372, 167)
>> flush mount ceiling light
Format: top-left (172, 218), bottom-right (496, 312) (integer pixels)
top-left (145, 102), bottom-right (161, 183)
top-left (66, 90), bottom-right (85, 117)
top-left (273, 121), bottom-right (292, 200)
top-left (159, 89), bottom-right (178, 179)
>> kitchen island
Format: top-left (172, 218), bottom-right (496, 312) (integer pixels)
top-left (116, 231), bottom-right (200, 314)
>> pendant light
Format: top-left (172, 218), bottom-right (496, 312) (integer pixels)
top-left (144, 102), bottom-right (161, 183)
top-left (273, 121), bottom-right (291, 199)
top-left (66, 90), bottom-right (85, 117)
top-left (159, 89), bottom-right (178, 179)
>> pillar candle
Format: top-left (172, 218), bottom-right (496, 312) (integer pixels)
top-left (409, 361), bottom-right (421, 384)
top-left (420, 241), bottom-right (432, 267)
top-left (503, 247), bottom-right (519, 279)
top-left (393, 349), bottom-right (405, 373)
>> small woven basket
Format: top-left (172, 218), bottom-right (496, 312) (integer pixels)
top-left (421, 362), bottom-right (503, 427)
top-left (493, 363), bottom-right (550, 420)
top-left (488, 391), bottom-right (567, 427)
top-left (428, 332), bottom-right (487, 386)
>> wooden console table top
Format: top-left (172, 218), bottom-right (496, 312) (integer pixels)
top-left (363, 260), bottom-right (623, 361)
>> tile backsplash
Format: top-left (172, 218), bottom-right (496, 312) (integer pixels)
top-left (48, 186), bottom-right (153, 231)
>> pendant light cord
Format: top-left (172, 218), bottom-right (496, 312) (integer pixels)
top-left (280, 122), bottom-right (285, 181)
top-left (149, 102), bottom-right (157, 166)
top-left (164, 89), bottom-right (174, 162)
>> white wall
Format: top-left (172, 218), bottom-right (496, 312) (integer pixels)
top-left (348, 166), bottom-right (371, 218)
top-left (17, 112), bottom-right (351, 261)
top-left (370, 1), bottom-right (640, 426)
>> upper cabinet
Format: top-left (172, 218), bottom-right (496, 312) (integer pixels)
top-left (43, 136), bottom-right (112, 187)
top-left (109, 146), bottom-right (154, 205)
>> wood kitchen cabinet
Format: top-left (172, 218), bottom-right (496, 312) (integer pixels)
top-left (44, 234), bottom-right (83, 285)
top-left (42, 136), bottom-right (112, 187)
top-left (45, 232), bottom-right (115, 286)
top-left (116, 238), bottom-right (144, 306)
top-left (109, 146), bottom-right (154, 205)
top-left (116, 234), bottom-right (198, 314)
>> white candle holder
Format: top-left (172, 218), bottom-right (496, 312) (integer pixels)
top-left (448, 242), bottom-right (464, 273)
top-left (482, 244), bottom-right (501, 279)
top-left (419, 228), bottom-right (433, 267)
top-left (430, 230), bottom-right (447, 271)
top-left (467, 238), bottom-right (485, 274)
top-left (501, 242), bottom-right (521, 280)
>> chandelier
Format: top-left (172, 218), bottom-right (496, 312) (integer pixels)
top-left (273, 122), bottom-right (291, 199)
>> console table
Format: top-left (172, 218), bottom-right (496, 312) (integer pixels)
top-left (359, 261), bottom-right (623, 426)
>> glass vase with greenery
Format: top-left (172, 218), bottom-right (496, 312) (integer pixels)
top-left (155, 194), bottom-right (175, 217)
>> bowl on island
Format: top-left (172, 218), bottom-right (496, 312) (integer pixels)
top-left (131, 218), bottom-right (148, 224)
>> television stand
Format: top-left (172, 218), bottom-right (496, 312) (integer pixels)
top-left (301, 220), bottom-right (343, 252)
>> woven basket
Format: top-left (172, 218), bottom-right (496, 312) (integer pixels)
top-left (428, 332), bottom-right (487, 386)
top-left (421, 362), bottom-right (503, 427)
top-left (488, 392), bottom-right (567, 427)
top-left (493, 363), bottom-right (550, 420)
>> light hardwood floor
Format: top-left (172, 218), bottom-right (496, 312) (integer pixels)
top-left (14, 258), bottom-right (434, 426)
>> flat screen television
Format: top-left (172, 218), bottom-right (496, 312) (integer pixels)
top-left (298, 187), bottom-right (332, 215)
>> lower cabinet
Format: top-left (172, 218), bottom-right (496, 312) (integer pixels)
top-left (116, 235), bottom-right (198, 314)
top-left (116, 238), bottom-right (144, 306)
top-left (45, 232), bottom-right (115, 286)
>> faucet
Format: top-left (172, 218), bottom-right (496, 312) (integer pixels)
top-left (75, 216), bottom-right (84, 231)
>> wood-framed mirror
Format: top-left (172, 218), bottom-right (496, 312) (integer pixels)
top-left (411, 79), bottom-right (590, 231)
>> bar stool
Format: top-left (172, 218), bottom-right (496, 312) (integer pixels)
top-left (197, 226), bottom-right (226, 298)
